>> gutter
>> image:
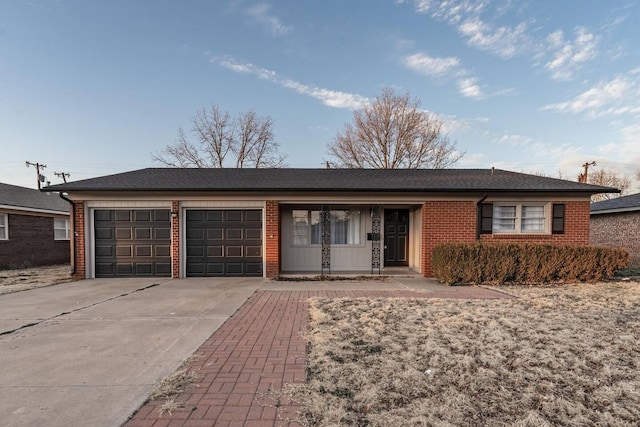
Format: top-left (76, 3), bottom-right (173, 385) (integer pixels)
top-left (476, 193), bottom-right (488, 241)
top-left (58, 193), bottom-right (76, 275)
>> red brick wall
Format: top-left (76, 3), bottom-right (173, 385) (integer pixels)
top-left (421, 201), bottom-right (477, 277)
top-left (265, 200), bottom-right (280, 278)
top-left (171, 201), bottom-right (180, 278)
top-left (72, 202), bottom-right (86, 279)
top-left (0, 213), bottom-right (70, 269)
top-left (590, 211), bottom-right (640, 267)
top-left (421, 200), bottom-right (591, 277)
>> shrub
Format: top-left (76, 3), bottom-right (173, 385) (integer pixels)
top-left (432, 243), bottom-right (629, 285)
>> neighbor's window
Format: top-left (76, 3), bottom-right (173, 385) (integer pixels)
top-left (54, 218), bottom-right (70, 240)
top-left (292, 209), bottom-right (362, 245)
top-left (493, 204), bottom-right (547, 233)
top-left (0, 214), bottom-right (7, 240)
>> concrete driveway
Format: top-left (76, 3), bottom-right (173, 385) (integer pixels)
top-left (0, 277), bottom-right (263, 427)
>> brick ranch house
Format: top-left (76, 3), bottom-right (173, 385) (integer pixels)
top-left (0, 182), bottom-right (71, 269)
top-left (590, 192), bottom-right (640, 267)
top-left (44, 168), bottom-right (615, 280)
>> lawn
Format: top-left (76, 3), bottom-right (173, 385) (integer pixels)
top-left (288, 281), bottom-right (640, 426)
top-left (0, 264), bottom-right (71, 294)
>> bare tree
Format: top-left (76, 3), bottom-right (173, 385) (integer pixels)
top-left (327, 88), bottom-right (462, 169)
top-left (588, 168), bottom-right (631, 201)
top-left (153, 105), bottom-right (286, 168)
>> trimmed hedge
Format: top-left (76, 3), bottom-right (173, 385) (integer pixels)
top-left (432, 243), bottom-right (629, 285)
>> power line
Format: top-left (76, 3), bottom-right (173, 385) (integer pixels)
top-left (53, 171), bottom-right (70, 183)
top-left (25, 161), bottom-right (47, 190)
top-left (578, 161), bottom-right (596, 183)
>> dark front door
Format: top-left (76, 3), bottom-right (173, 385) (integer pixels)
top-left (384, 209), bottom-right (409, 266)
top-left (186, 209), bottom-right (263, 277)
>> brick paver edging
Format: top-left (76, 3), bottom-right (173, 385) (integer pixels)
top-left (124, 288), bottom-right (509, 427)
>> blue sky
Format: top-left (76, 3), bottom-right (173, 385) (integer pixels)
top-left (1, 0), bottom-right (639, 190)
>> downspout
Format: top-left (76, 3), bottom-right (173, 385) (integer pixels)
top-left (476, 193), bottom-right (488, 241)
top-left (58, 193), bottom-right (76, 275)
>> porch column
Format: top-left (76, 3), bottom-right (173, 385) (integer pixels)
top-left (265, 201), bottom-right (280, 278)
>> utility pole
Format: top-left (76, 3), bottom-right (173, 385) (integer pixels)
top-left (578, 161), bottom-right (596, 183)
top-left (25, 161), bottom-right (47, 190)
top-left (54, 171), bottom-right (70, 183)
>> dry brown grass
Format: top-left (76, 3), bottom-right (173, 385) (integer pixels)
top-left (0, 264), bottom-right (71, 295)
top-left (150, 354), bottom-right (200, 402)
top-left (289, 281), bottom-right (640, 426)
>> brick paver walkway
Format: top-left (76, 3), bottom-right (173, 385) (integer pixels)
top-left (125, 287), bottom-right (509, 427)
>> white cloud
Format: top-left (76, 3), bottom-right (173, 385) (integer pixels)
top-left (213, 57), bottom-right (367, 109)
top-left (400, 0), bottom-right (603, 79)
top-left (543, 72), bottom-right (640, 117)
top-left (244, 3), bottom-right (292, 36)
top-left (404, 53), bottom-right (460, 77)
top-left (457, 77), bottom-right (484, 99)
top-left (403, 51), bottom-right (489, 100)
top-left (545, 27), bottom-right (599, 80)
top-left (458, 18), bottom-right (529, 59)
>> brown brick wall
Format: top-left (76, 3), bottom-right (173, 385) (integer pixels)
top-left (171, 201), bottom-right (180, 278)
top-left (590, 211), bottom-right (640, 267)
top-left (72, 202), bottom-right (86, 280)
top-left (421, 200), bottom-right (591, 277)
top-left (0, 213), bottom-right (70, 269)
top-left (265, 200), bottom-right (280, 278)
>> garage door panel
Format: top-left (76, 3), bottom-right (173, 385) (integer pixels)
top-left (115, 228), bottom-right (132, 239)
top-left (155, 228), bottom-right (171, 239)
top-left (155, 245), bottom-right (171, 257)
top-left (116, 246), bottom-right (133, 257)
top-left (244, 211), bottom-right (261, 222)
top-left (187, 245), bottom-right (204, 257)
top-left (96, 263), bottom-right (114, 275)
top-left (115, 210), bottom-right (131, 221)
top-left (206, 211), bottom-right (223, 222)
top-left (246, 246), bottom-right (261, 257)
top-left (226, 229), bottom-right (242, 239)
top-left (207, 229), bottom-right (223, 239)
top-left (95, 245), bottom-right (113, 257)
top-left (156, 263), bottom-right (171, 275)
top-left (154, 210), bottom-right (170, 221)
top-left (135, 228), bottom-right (151, 239)
top-left (207, 246), bottom-right (223, 257)
top-left (95, 228), bottom-right (113, 240)
top-left (186, 209), bottom-right (263, 277)
top-left (245, 228), bottom-right (261, 239)
top-left (94, 209), bottom-right (171, 278)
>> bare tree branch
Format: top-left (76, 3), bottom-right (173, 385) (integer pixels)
top-left (589, 168), bottom-right (631, 201)
top-left (152, 105), bottom-right (287, 168)
top-left (327, 87), bottom-right (463, 169)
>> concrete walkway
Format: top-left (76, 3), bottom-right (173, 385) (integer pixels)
top-left (0, 278), bottom-right (263, 427)
top-left (125, 280), bottom-right (509, 426)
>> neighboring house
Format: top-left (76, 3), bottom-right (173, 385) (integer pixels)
top-left (44, 168), bottom-right (614, 280)
top-left (590, 193), bottom-right (640, 268)
top-left (0, 183), bottom-right (71, 269)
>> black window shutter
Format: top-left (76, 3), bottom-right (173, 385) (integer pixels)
top-left (479, 203), bottom-right (493, 234)
top-left (552, 203), bottom-right (565, 234)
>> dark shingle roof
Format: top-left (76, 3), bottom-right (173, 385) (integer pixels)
top-left (590, 192), bottom-right (640, 214)
top-left (0, 183), bottom-right (70, 213)
top-left (44, 168), bottom-right (616, 195)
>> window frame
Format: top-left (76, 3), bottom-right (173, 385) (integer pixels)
top-left (492, 202), bottom-right (550, 234)
top-left (290, 208), bottom-right (364, 247)
top-left (0, 213), bottom-right (7, 240)
top-left (54, 217), bottom-right (70, 241)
